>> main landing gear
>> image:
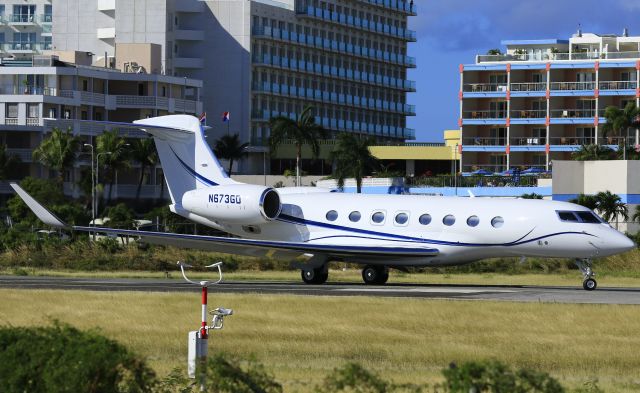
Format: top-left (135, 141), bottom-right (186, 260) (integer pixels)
top-left (575, 258), bottom-right (597, 291)
top-left (301, 266), bottom-right (328, 284)
top-left (362, 265), bottom-right (389, 285)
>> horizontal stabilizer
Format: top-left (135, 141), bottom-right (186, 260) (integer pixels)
top-left (10, 183), bottom-right (67, 228)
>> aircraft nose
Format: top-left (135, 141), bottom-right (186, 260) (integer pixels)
top-left (610, 232), bottom-right (636, 253)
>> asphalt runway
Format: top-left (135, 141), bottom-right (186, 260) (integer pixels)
top-left (1, 275), bottom-right (640, 304)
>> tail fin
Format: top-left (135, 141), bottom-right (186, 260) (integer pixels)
top-left (134, 115), bottom-right (237, 207)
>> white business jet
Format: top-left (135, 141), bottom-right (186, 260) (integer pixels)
top-left (11, 115), bottom-right (635, 290)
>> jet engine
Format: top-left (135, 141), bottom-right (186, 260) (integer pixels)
top-left (181, 184), bottom-right (281, 224)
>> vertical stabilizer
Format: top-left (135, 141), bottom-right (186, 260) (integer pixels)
top-left (134, 115), bottom-right (237, 207)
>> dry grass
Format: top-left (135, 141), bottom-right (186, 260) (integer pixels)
top-left (0, 289), bottom-right (639, 392)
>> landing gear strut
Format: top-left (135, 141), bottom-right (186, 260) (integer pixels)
top-left (362, 265), bottom-right (389, 285)
top-left (301, 266), bottom-right (328, 284)
top-left (575, 259), bottom-right (597, 291)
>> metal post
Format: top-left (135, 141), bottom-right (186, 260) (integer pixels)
top-left (83, 144), bottom-right (95, 239)
top-left (454, 143), bottom-right (458, 196)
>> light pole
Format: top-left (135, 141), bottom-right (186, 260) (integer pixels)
top-left (83, 143), bottom-right (95, 225)
top-left (96, 151), bottom-right (112, 216)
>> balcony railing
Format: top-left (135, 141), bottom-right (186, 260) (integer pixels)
top-left (40, 14), bottom-right (52, 23)
top-left (253, 54), bottom-right (416, 91)
top-left (550, 81), bottom-right (596, 91)
top-left (463, 83), bottom-right (508, 93)
top-left (252, 26), bottom-right (416, 67)
top-left (462, 110), bottom-right (508, 119)
top-left (8, 14), bottom-right (36, 23)
top-left (510, 137), bottom-right (547, 146)
top-left (548, 137), bottom-right (596, 145)
top-left (462, 137), bottom-right (506, 145)
top-left (253, 82), bottom-right (416, 115)
top-left (253, 109), bottom-right (415, 139)
top-left (7, 42), bottom-right (37, 51)
top-left (356, 0), bottom-right (416, 14)
top-left (511, 109), bottom-right (546, 119)
top-left (477, 51), bottom-right (640, 63)
top-left (0, 85), bottom-right (58, 95)
top-left (296, 6), bottom-right (417, 41)
top-left (510, 82), bottom-right (546, 92)
top-left (549, 109), bottom-right (602, 118)
top-left (599, 80), bottom-right (637, 90)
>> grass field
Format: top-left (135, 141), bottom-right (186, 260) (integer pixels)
top-left (0, 289), bottom-right (639, 392)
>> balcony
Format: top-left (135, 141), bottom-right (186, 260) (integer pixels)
top-left (296, 6), bottom-right (417, 41)
top-left (252, 82), bottom-right (416, 115)
top-left (8, 14), bottom-right (36, 25)
top-left (7, 42), bottom-right (37, 53)
top-left (173, 57), bottom-right (204, 69)
top-left (97, 0), bottom-right (116, 11)
top-left (549, 109), bottom-right (601, 118)
top-left (174, 29), bottom-right (204, 41)
top-left (510, 82), bottom-right (546, 92)
top-left (599, 81), bottom-right (637, 91)
top-left (511, 110), bottom-right (546, 119)
top-left (252, 26), bottom-right (416, 68)
top-left (550, 81), bottom-right (595, 91)
top-left (477, 51), bottom-right (640, 64)
top-left (462, 137), bottom-right (506, 146)
top-left (463, 83), bottom-right (508, 93)
top-left (252, 54), bottom-right (416, 91)
top-left (97, 27), bottom-right (116, 40)
top-left (357, 0), bottom-right (417, 15)
top-left (39, 14), bottom-right (52, 23)
top-left (0, 85), bottom-right (58, 95)
top-left (253, 109), bottom-right (415, 139)
top-left (462, 110), bottom-right (508, 119)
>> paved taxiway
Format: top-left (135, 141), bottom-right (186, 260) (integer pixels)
top-left (1, 276), bottom-right (639, 304)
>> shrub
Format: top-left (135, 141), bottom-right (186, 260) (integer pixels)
top-left (0, 322), bottom-right (155, 393)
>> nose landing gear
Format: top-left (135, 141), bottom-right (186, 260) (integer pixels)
top-left (362, 265), bottom-right (389, 285)
top-left (575, 259), bottom-right (597, 291)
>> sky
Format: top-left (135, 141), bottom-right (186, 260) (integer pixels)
top-left (407, 0), bottom-right (640, 141)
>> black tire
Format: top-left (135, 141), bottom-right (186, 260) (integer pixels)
top-left (362, 265), bottom-right (388, 285)
top-left (301, 268), bottom-right (328, 284)
top-left (583, 278), bottom-right (597, 291)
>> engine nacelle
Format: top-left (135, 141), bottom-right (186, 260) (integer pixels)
top-left (181, 184), bottom-right (281, 224)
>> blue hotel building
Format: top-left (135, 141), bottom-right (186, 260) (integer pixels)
top-left (459, 31), bottom-right (640, 173)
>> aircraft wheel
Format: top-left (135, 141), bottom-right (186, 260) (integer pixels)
top-left (583, 278), bottom-right (597, 291)
top-left (301, 267), bottom-right (328, 284)
top-left (362, 265), bottom-right (388, 285)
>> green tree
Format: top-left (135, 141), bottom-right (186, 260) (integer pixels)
top-left (268, 106), bottom-right (326, 186)
top-left (97, 130), bottom-right (131, 205)
top-left (214, 134), bottom-right (249, 175)
top-left (0, 322), bottom-right (155, 393)
top-left (316, 363), bottom-right (390, 393)
top-left (602, 102), bottom-right (640, 142)
top-left (569, 194), bottom-right (599, 211)
top-left (595, 190), bottom-right (628, 229)
top-left (521, 193), bottom-right (543, 199)
top-left (103, 203), bottom-right (135, 228)
top-left (486, 48), bottom-right (502, 55)
top-left (32, 127), bottom-right (80, 188)
top-left (571, 144), bottom-right (614, 161)
top-left (0, 144), bottom-right (21, 180)
top-left (129, 138), bottom-right (158, 202)
top-left (633, 205), bottom-right (640, 224)
top-left (332, 133), bottom-right (380, 193)
top-left (442, 360), bottom-right (564, 393)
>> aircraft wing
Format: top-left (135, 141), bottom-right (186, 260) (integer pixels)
top-left (10, 183), bottom-right (439, 261)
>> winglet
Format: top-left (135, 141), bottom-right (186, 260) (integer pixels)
top-left (10, 183), bottom-right (67, 228)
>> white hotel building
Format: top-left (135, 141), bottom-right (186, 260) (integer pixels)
top-left (460, 31), bottom-right (640, 173)
top-left (50, 0), bottom-right (417, 173)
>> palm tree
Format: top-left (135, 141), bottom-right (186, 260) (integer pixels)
top-left (633, 205), bottom-right (640, 225)
top-left (486, 48), bottom-right (502, 55)
top-left (332, 133), bottom-right (379, 193)
top-left (602, 102), bottom-right (640, 143)
top-left (520, 193), bottom-right (543, 199)
top-left (32, 127), bottom-right (80, 189)
top-left (96, 129), bottom-right (130, 205)
top-left (0, 144), bottom-right (21, 181)
top-left (569, 194), bottom-right (599, 211)
top-left (595, 191), bottom-right (628, 229)
top-left (268, 106), bottom-right (326, 186)
top-left (129, 138), bottom-right (158, 203)
top-left (571, 144), bottom-right (614, 161)
top-left (214, 134), bottom-right (249, 175)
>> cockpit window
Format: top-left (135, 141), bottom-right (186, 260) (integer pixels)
top-left (557, 211), bottom-right (579, 222)
top-left (575, 211), bottom-right (602, 223)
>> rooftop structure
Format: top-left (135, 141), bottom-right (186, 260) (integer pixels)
top-left (459, 31), bottom-right (640, 174)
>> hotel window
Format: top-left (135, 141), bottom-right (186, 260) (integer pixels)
top-left (0, 5), bottom-right (4, 18)
top-left (489, 74), bottom-right (507, 85)
top-left (27, 104), bottom-right (38, 118)
top-left (13, 5), bottom-right (36, 22)
top-left (42, 36), bottom-right (52, 50)
top-left (577, 127), bottom-right (595, 144)
top-left (489, 101), bottom-right (507, 118)
top-left (6, 103), bottom-right (18, 118)
top-left (577, 99), bottom-right (596, 116)
top-left (532, 154), bottom-right (546, 167)
top-left (0, 33), bottom-right (4, 44)
top-left (44, 4), bottom-right (52, 22)
top-left (532, 128), bottom-right (546, 145)
top-left (532, 73), bottom-right (547, 83)
top-left (621, 71), bottom-right (637, 81)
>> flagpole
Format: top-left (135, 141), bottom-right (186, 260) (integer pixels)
top-left (227, 117), bottom-right (230, 135)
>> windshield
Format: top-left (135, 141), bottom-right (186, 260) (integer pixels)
top-left (557, 210), bottom-right (603, 224)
